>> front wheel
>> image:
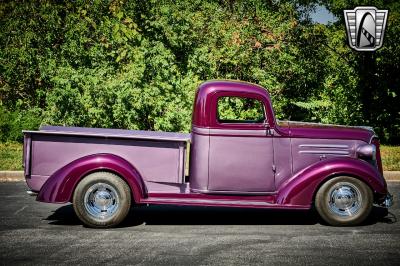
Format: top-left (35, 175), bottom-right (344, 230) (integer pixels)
top-left (315, 176), bottom-right (373, 226)
top-left (73, 172), bottom-right (131, 228)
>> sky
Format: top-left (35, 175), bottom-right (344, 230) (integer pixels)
top-left (310, 5), bottom-right (337, 24)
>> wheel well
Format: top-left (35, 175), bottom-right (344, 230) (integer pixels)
top-left (311, 173), bottom-right (374, 206)
top-left (71, 169), bottom-right (134, 203)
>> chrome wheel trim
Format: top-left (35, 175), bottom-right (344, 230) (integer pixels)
top-left (328, 182), bottom-right (362, 217)
top-left (84, 183), bottom-right (119, 220)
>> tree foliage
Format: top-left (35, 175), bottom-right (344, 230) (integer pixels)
top-left (0, 0), bottom-right (399, 143)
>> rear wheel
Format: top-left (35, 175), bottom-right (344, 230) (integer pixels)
top-left (73, 172), bottom-right (131, 228)
top-left (315, 176), bottom-right (373, 226)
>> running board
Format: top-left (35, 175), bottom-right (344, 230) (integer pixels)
top-left (141, 197), bottom-right (308, 209)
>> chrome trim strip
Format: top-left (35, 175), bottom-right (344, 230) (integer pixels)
top-left (299, 144), bottom-right (349, 149)
top-left (191, 188), bottom-right (276, 195)
top-left (299, 150), bottom-right (350, 155)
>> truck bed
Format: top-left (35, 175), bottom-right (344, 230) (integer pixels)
top-left (37, 125), bottom-right (191, 142)
top-left (23, 126), bottom-right (191, 193)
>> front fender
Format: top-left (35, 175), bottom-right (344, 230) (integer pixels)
top-left (36, 153), bottom-right (147, 203)
top-left (276, 157), bottom-right (387, 207)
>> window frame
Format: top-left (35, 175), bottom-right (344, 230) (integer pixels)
top-left (209, 91), bottom-right (270, 130)
top-left (216, 96), bottom-right (266, 124)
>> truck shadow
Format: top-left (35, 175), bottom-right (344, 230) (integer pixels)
top-left (45, 204), bottom-right (395, 227)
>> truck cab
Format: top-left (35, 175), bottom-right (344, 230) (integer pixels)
top-left (190, 81), bottom-right (276, 193)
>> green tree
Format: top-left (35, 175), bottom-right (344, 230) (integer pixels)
top-left (0, 0), bottom-right (399, 143)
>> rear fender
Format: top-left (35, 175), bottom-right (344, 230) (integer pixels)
top-left (276, 157), bottom-right (387, 207)
top-left (36, 153), bottom-right (147, 203)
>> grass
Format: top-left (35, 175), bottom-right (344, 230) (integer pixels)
top-left (0, 142), bottom-right (23, 171)
top-left (381, 145), bottom-right (400, 171)
top-left (0, 142), bottom-right (399, 171)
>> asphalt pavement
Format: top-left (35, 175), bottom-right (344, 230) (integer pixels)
top-left (0, 182), bottom-right (399, 265)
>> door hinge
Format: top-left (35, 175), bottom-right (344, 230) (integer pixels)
top-left (272, 164), bottom-right (276, 172)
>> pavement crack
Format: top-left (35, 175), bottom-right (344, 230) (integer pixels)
top-left (14, 205), bottom-right (27, 215)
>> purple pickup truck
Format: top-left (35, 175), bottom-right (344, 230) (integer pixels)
top-left (23, 80), bottom-right (392, 228)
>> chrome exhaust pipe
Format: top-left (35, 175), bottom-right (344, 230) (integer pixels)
top-left (26, 190), bottom-right (38, 196)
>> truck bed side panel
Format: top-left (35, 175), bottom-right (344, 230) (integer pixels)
top-left (28, 134), bottom-right (186, 191)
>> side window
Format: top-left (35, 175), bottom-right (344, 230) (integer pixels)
top-left (217, 96), bottom-right (265, 123)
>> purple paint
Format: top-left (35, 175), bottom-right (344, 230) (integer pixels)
top-left (36, 153), bottom-right (147, 203)
top-left (24, 80), bottom-right (389, 211)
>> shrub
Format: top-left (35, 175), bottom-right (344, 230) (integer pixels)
top-left (0, 103), bottom-right (42, 142)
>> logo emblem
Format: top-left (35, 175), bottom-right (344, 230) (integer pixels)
top-left (344, 6), bottom-right (388, 51)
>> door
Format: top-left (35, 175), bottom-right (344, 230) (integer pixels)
top-left (208, 94), bottom-right (275, 193)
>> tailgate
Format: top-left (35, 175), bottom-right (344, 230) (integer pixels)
top-left (23, 132), bottom-right (31, 178)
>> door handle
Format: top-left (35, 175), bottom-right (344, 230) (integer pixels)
top-left (263, 120), bottom-right (273, 136)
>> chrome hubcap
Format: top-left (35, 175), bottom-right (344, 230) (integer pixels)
top-left (328, 182), bottom-right (362, 217)
top-left (84, 183), bottom-right (119, 220)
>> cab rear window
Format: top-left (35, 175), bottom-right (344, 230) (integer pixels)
top-left (217, 96), bottom-right (265, 123)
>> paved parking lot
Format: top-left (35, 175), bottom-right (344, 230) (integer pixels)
top-left (0, 182), bottom-right (399, 265)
